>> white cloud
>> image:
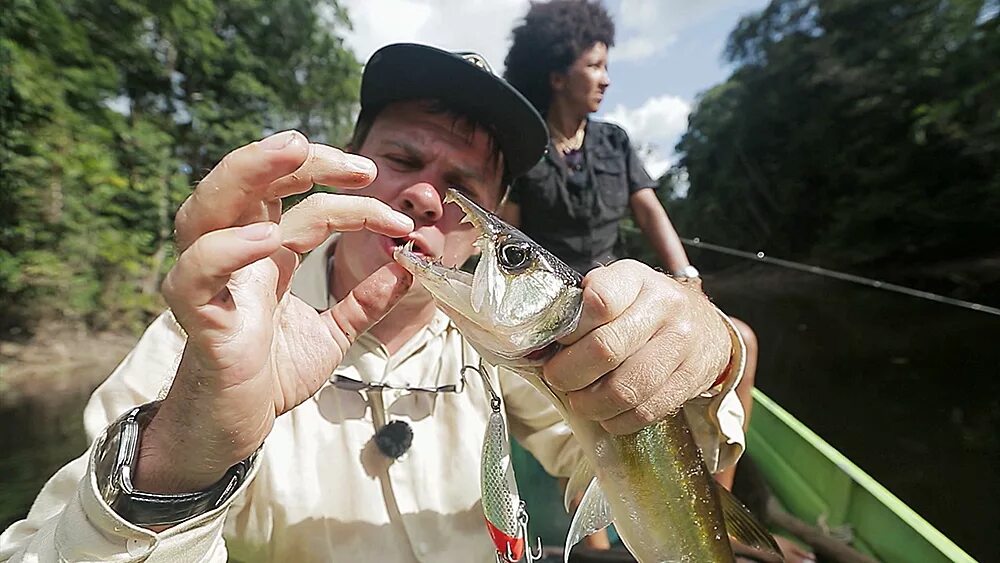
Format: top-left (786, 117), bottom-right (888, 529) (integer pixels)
top-left (337, 2), bottom-right (702, 183)
top-left (613, 36), bottom-right (665, 62)
top-left (602, 94), bottom-right (691, 179)
top-left (613, 0), bottom-right (733, 62)
top-left (341, 0), bottom-right (530, 72)
top-left (339, 0), bottom-right (741, 68)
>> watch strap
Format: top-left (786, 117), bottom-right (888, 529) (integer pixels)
top-left (95, 402), bottom-right (259, 527)
top-left (113, 451), bottom-right (256, 526)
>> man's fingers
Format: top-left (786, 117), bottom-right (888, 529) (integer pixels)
top-left (163, 222), bottom-right (282, 326)
top-left (544, 274), bottom-right (667, 392)
top-left (176, 131), bottom-right (310, 250)
top-left (321, 262), bottom-right (413, 353)
top-left (597, 355), bottom-right (707, 435)
top-left (267, 145), bottom-right (378, 199)
top-left (544, 311), bottom-right (650, 392)
top-left (574, 286), bottom-right (732, 435)
top-left (545, 263), bottom-right (654, 392)
top-left (565, 328), bottom-right (695, 423)
top-left (565, 351), bottom-right (670, 422)
top-left (557, 261), bottom-right (643, 346)
top-left (280, 193), bottom-right (414, 254)
top-left (599, 393), bottom-right (674, 436)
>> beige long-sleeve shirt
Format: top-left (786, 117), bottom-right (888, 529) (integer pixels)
top-left (1, 237), bottom-right (745, 563)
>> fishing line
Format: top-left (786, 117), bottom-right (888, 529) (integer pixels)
top-left (681, 237), bottom-right (1000, 317)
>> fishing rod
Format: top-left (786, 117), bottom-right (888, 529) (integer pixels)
top-left (681, 237), bottom-right (1000, 317)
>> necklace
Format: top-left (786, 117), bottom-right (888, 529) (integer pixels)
top-left (549, 121), bottom-right (586, 154)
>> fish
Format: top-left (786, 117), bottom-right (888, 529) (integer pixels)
top-left (395, 188), bottom-right (782, 563)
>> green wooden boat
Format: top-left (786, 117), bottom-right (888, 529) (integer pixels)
top-left (747, 389), bottom-right (974, 562)
top-left (513, 389), bottom-right (976, 562)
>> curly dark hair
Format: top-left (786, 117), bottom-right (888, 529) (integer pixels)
top-left (504, 0), bottom-right (615, 115)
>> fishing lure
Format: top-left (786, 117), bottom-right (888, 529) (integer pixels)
top-left (465, 364), bottom-right (542, 563)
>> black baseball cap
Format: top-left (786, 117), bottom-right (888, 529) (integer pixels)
top-left (359, 43), bottom-right (548, 179)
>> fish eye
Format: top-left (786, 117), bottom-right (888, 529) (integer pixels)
top-left (498, 240), bottom-right (532, 272)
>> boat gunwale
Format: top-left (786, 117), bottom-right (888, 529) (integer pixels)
top-left (749, 389), bottom-right (975, 562)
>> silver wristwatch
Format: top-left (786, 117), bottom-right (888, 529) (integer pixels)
top-left (673, 264), bottom-right (700, 279)
top-left (94, 401), bottom-right (257, 526)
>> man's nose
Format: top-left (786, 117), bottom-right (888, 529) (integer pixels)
top-left (397, 182), bottom-right (443, 223)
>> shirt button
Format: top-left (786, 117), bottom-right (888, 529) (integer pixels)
top-left (126, 536), bottom-right (152, 556)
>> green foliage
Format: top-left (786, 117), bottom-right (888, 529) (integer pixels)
top-left (665, 0), bottom-right (1000, 268)
top-left (1, 0), bottom-right (361, 334)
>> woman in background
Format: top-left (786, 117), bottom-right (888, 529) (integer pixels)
top-left (503, 2), bottom-right (807, 561)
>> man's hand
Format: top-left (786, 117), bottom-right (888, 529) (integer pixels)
top-left (136, 131), bottom-right (415, 494)
top-left (543, 260), bottom-right (732, 435)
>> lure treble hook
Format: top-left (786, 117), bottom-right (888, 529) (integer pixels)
top-left (516, 501), bottom-right (544, 562)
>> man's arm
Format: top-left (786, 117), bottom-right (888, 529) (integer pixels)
top-left (629, 188), bottom-right (692, 274)
top-left (134, 131), bottom-right (413, 501)
top-left (3, 130), bottom-right (417, 560)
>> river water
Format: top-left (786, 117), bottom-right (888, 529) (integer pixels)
top-left (706, 264), bottom-right (999, 562)
top-left (1, 265), bottom-right (997, 561)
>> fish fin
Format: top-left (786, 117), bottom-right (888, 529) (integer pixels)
top-left (563, 458), bottom-right (594, 513)
top-left (717, 482), bottom-right (784, 562)
top-left (471, 246), bottom-right (506, 315)
top-left (471, 247), bottom-right (492, 313)
top-left (487, 257), bottom-right (506, 313)
top-left (564, 478), bottom-right (612, 563)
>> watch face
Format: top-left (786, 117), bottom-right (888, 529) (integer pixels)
top-left (95, 405), bottom-right (147, 512)
top-left (95, 432), bottom-right (120, 501)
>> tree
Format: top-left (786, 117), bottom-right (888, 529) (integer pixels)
top-left (665, 0), bottom-right (1000, 269)
top-left (1, 0), bottom-right (361, 334)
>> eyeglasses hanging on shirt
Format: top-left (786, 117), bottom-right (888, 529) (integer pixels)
top-left (331, 374), bottom-right (467, 395)
top-left (330, 373), bottom-right (468, 459)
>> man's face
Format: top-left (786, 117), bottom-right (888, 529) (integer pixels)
top-left (335, 100), bottom-right (505, 297)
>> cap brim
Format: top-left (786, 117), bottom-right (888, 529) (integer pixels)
top-left (361, 43), bottom-right (547, 179)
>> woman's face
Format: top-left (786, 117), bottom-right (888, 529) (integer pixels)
top-left (551, 42), bottom-right (610, 115)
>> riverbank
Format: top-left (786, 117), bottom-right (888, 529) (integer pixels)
top-left (0, 323), bottom-right (137, 405)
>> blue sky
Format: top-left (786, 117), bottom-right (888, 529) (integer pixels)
top-left (601, 0), bottom-right (767, 105)
top-left (341, 0), bottom-right (769, 177)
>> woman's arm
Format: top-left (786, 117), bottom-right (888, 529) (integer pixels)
top-left (629, 188), bottom-right (691, 274)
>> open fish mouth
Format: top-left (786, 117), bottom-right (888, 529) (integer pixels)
top-left (394, 188), bottom-right (583, 364)
top-left (396, 240), bottom-right (474, 286)
top-left (393, 190), bottom-right (493, 287)
top-left (391, 236), bottom-right (432, 258)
